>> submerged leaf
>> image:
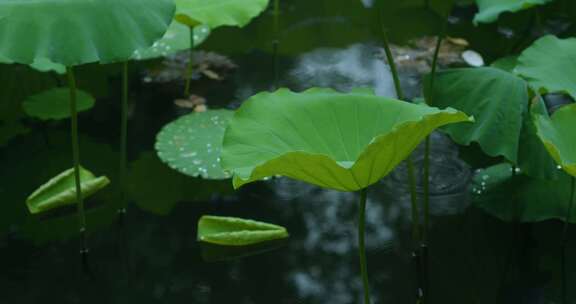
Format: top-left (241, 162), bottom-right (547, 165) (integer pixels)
top-left (26, 167), bottom-right (110, 214)
top-left (0, 0), bottom-right (175, 66)
top-left (533, 99), bottom-right (576, 177)
top-left (22, 88), bottom-right (95, 120)
top-left (222, 88), bottom-right (472, 191)
top-left (198, 215), bottom-right (289, 246)
top-left (175, 0), bottom-right (270, 28)
top-left (155, 109), bottom-right (234, 179)
top-left (516, 35), bottom-right (576, 100)
top-left (473, 0), bottom-right (551, 24)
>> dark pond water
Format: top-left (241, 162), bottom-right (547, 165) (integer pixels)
top-left (1, 1), bottom-right (576, 303)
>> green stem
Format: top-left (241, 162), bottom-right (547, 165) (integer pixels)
top-left (184, 26), bottom-right (195, 97)
top-left (120, 62), bottom-right (129, 210)
top-left (358, 188), bottom-right (371, 304)
top-left (272, 0), bottom-right (280, 89)
top-left (562, 176), bottom-right (575, 304)
top-left (67, 66), bottom-right (88, 261)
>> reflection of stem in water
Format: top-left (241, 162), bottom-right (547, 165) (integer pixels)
top-left (562, 176), bottom-right (575, 304)
top-left (66, 66), bottom-right (89, 273)
top-left (377, 9), bottom-right (424, 300)
top-left (184, 26), bottom-right (196, 97)
top-left (358, 188), bottom-right (371, 304)
top-left (118, 62), bottom-right (130, 272)
top-left (272, 0), bottom-right (280, 89)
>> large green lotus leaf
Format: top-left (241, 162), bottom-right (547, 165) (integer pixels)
top-left (156, 109), bottom-right (233, 180)
top-left (0, 55), bottom-right (66, 74)
top-left (516, 35), bottom-right (576, 100)
top-left (472, 163), bottom-right (576, 223)
top-left (426, 67), bottom-right (527, 163)
top-left (22, 88), bottom-right (95, 120)
top-left (175, 0), bottom-right (269, 28)
top-left (473, 0), bottom-right (552, 24)
top-left (132, 22), bottom-right (211, 61)
top-left (533, 100), bottom-right (576, 177)
top-left (0, 0), bottom-right (175, 66)
top-left (221, 88), bottom-right (472, 191)
top-left (26, 167), bottom-right (110, 215)
top-left (198, 215), bottom-right (289, 246)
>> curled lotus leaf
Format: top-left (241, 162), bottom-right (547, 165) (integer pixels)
top-left (155, 109), bottom-right (234, 180)
top-left (533, 99), bottom-right (576, 177)
top-left (175, 0), bottom-right (270, 28)
top-left (221, 88), bottom-right (473, 192)
top-left (198, 215), bottom-right (289, 246)
top-left (0, 0), bottom-right (175, 66)
top-left (26, 167), bottom-right (110, 214)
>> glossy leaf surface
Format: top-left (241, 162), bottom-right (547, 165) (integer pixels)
top-left (22, 88), bottom-right (95, 120)
top-left (222, 88), bottom-right (472, 191)
top-left (156, 109), bottom-right (233, 179)
top-left (473, 0), bottom-right (551, 24)
top-left (198, 215), bottom-right (289, 246)
top-left (133, 22), bottom-right (211, 61)
top-left (175, 0), bottom-right (269, 28)
top-left (26, 167), bottom-right (110, 214)
top-left (533, 100), bottom-right (576, 177)
top-left (0, 0), bottom-right (175, 66)
top-left (516, 35), bottom-right (576, 100)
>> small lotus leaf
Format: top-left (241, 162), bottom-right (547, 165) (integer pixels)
top-left (473, 0), bottom-right (551, 24)
top-left (0, 0), bottom-right (175, 66)
top-left (472, 163), bottom-right (576, 223)
top-left (533, 99), bottom-right (576, 177)
top-left (175, 0), bottom-right (270, 28)
top-left (222, 88), bottom-right (472, 191)
top-left (198, 215), bottom-right (289, 246)
top-left (156, 109), bottom-right (234, 179)
top-left (26, 167), bottom-right (110, 214)
top-left (516, 35), bottom-right (576, 100)
top-left (22, 88), bottom-right (95, 120)
top-left (132, 22), bottom-right (211, 61)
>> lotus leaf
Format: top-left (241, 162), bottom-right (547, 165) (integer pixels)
top-left (22, 88), bottom-right (95, 120)
top-left (26, 167), bottom-right (110, 214)
top-left (175, 0), bottom-right (270, 28)
top-left (198, 215), bottom-right (289, 246)
top-left (156, 109), bottom-right (234, 179)
top-left (516, 35), bottom-right (576, 100)
top-left (473, 0), bottom-right (551, 24)
top-left (0, 0), bottom-right (175, 66)
top-left (133, 22), bottom-right (211, 61)
top-left (472, 163), bottom-right (576, 223)
top-left (533, 99), bottom-right (576, 177)
top-left (221, 88), bottom-right (472, 191)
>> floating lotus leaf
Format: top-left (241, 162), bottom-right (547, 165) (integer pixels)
top-left (516, 35), bottom-right (576, 100)
top-left (132, 22), bottom-right (211, 61)
top-left (156, 109), bottom-right (234, 179)
top-left (22, 88), bottom-right (95, 120)
top-left (175, 0), bottom-right (270, 28)
top-left (26, 167), bottom-right (110, 214)
top-left (472, 163), bottom-right (576, 223)
top-left (533, 99), bottom-right (576, 177)
top-left (473, 0), bottom-right (551, 24)
top-left (221, 88), bottom-right (472, 191)
top-left (198, 215), bottom-right (289, 246)
top-left (0, 0), bottom-right (175, 66)
top-left (491, 56), bottom-right (517, 73)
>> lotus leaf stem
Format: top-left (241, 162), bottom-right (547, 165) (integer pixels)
top-left (358, 188), bottom-right (371, 304)
top-left (66, 66), bottom-right (88, 266)
top-left (273, 0), bottom-right (280, 89)
top-left (120, 62), bottom-right (129, 209)
top-left (184, 25), bottom-right (196, 97)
